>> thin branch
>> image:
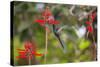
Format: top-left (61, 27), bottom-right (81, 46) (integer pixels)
top-left (57, 25), bottom-right (75, 33)
top-left (69, 5), bottom-right (76, 16)
top-left (28, 55), bottom-right (31, 65)
top-left (44, 28), bottom-right (48, 63)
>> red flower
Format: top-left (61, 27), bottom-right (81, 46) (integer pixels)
top-left (90, 12), bottom-right (96, 21)
top-left (35, 20), bottom-right (45, 26)
top-left (35, 15), bottom-right (59, 25)
top-left (48, 19), bottom-right (59, 24)
top-left (85, 21), bottom-right (91, 25)
top-left (16, 51), bottom-right (26, 59)
top-left (16, 41), bottom-right (43, 60)
top-left (35, 19), bottom-right (59, 25)
top-left (24, 41), bottom-right (33, 49)
top-left (42, 11), bottom-right (52, 17)
top-left (34, 6), bottom-right (59, 28)
top-left (42, 7), bottom-right (52, 17)
top-left (86, 25), bottom-right (93, 33)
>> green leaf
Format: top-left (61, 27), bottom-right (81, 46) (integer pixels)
top-left (79, 39), bottom-right (91, 50)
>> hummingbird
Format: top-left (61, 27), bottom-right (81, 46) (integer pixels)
top-left (46, 9), bottom-right (67, 53)
top-left (52, 24), bottom-right (67, 53)
top-left (35, 6), bottom-right (67, 53)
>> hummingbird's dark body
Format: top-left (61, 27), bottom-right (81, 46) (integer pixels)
top-left (52, 24), bottom-right (66, 53)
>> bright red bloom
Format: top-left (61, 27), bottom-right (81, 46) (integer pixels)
top-left (25, 41), bottom-right (33, 49)
top-left (16, 41), bottom-right (43, 59)
top-left (42, 7), bottom-right (52, 17)
top-left (16, 49), bottom-right (43, 59)
top-left (35, 20), bottom-right (45, 23)
top-left (35, 20), bottom-right (45, 26)
top-left (34, 7), bottom-right (59, 27)
top-left (32, 51), bottom-right (43, 56)
top-left (85, 21), bottom-right (91, 25)
top-left (90, 12), bottom-right (96, 21)
top-left (16, 51), bottom-right (27, 59)
top-left (42, 11), bottom-right (52, 17)
top-left (86, 25), bottom-right (93, 33)
top-left (48, 19), bottom-right (59, 24)
top-left (35, 18), bottom-right (59, 25)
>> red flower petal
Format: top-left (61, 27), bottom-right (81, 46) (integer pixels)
top-left (87, 25), bottom-right (93, 33)
top-left (24, 41), bottom-right (32, 49)
top-left (85, 21), bottom-right (91, 25)
top-left (54, 20), bottom-right (59, 24)
top-left (18, 51), bottom-right (26, 54)
top-left (42, 11), bottom-right (52, 17)
top-left (32, 51), bottom-right (43, 56)
top-left (48, 19), bottom-right (59, 25)
top-left (35, 53), bottom-right (43, 56)
top-left (35, 20), bottom-right (45, 23)
top-left (16, 55), bottom-right (27, 59)
top-left (90, 12), bottom-right (96, 21)
top-left (35, 20), bottom-right (45, 26)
